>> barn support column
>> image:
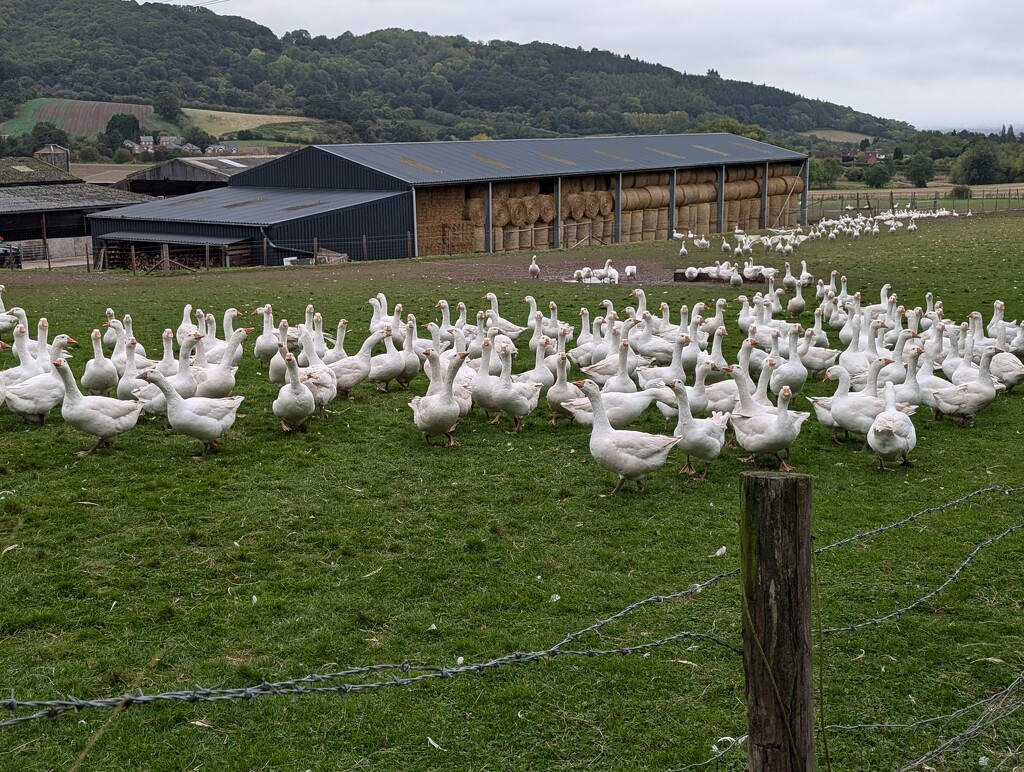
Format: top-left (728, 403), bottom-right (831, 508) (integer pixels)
top-left (486, 182), bottom-right (493, 253)
top-left (669, 169), bottom-right (677, 235)
top-left (614, 173), bottom-right (622, 244)
top-left (410, 187), bottom-right (419, 257)
top-left (761, 162), bottom-right (770, 229)
top-left (800, 159), bottom-right (809, 226)
top-left (555, 177), bottom-right (564, 248)
top-left (717, 165), bottom-right (726, 234)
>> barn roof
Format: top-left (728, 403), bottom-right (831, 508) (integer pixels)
top-left (88, 186), bottom-right (405, 227)
top-left (117, 155), bottom-right (273, 186)
top-left (0, 156), bottom-right (79, 186)
top-left (0, 183), bottom-right (151, 214)
top-left (314, 133), bottom-right (806, 185)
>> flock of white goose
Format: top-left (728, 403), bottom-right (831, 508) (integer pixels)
top-left (1, 211), bottom-right (1022, 492)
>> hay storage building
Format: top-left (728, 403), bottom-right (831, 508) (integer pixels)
top-left (88, 133), bottom-right (807, 268)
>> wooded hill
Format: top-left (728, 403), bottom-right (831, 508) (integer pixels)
top-left (0, 0), bottom-right (916, 145)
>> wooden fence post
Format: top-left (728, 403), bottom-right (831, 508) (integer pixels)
top-left (205, 242), bottom-right (210, 271)
top-left (362, 234), bottom-right (369, 261)
top-left (740, 471), bottom-right (815, 771)
top-left (130, 245), bottom-right (137, 276)
top-left (262, 237), bottom-right (269, 266)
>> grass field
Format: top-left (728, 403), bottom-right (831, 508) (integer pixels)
top-left (182, 109), bottom-right (321, 139)
top-left (2, 213), bottom-right (1024, 768)
top-left (799, 129), bottom-right (875, 144)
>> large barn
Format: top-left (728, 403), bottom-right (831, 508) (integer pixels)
top-left (88, 133), bottom-right (807, 269)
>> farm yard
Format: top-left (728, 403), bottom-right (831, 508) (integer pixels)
top-left (2, 212), bottom-right (1024, 769)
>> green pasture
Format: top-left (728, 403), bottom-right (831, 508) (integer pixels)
top-left (1, 212), bottom-right (1023, 769)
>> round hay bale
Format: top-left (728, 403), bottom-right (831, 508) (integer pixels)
top-left (533, 225), bottom-right (551, 249)
top-left (598, 190), bottom-right (614, 216)
top-left (621, 173), bottom-right (636, 189)
top-left (790, 176), bottom-right (806, 194)
top-left (620, 189), bottom-right (642, 211)
top-left (508, 198), bottom-right (529, 227)
top-left (492, 227), bottom-right (504, 252)
top-left (519, 226), bottom-right (534, 249)
top-left (655, 172), bottom-right (670, 187)
top-left (472, 226), bottom-right (486, 252)
top-left (464, 198), bottom-right (486, 226)
top-left (566, 193), bottom-right (585, 220)
top-left (677, 170), bottom-right (697, 185)
top-left (646, 186), bottom-right (670, 208)
top-left (524, 196), bottom-right (540, 224)
top-left (656, 207), bottom-right (669, 236)
top-left (468, 184), bottom-right (487, 199)
top-left (562, 221), bottom-right (577, 246)
top-left (504, 225), bottom-right (520, 251)
top-left (581, 176), bottom-right (596, 192)
top-left (695, 203), bottom-right (711, 235)
top-left (766, 177), bottom-right (788, 196)
top-left (642, 208), bottom-right (658, 233)
top-left (602, 216), bottom-right (615, 239)
top-left (634, 187), bottom-right (653, 209)
top-left (537, 195), bottom-right (556, 223)
top-left (492, 199), bottom-right (511, 227)
top-left (583, 192), bottom-right (601, 219)
top-left (563, 178), bottom-right (582, 194)
top-left (630, 209), bottom-right (643, 238)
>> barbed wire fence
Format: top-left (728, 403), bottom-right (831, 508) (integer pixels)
top-left (4, 484), bottom-right (1024, 769)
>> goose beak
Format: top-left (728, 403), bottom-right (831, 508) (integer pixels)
top-left (66, 337), bottom-right (78, 345)
top-left (572, 379), bottom-right (586, 388)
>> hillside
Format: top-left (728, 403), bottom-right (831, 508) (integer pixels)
top-left (0, 0), bottom-right (916, 144)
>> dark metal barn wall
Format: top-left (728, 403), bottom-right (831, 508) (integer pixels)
top-left (231, 148), bottom-right (407, 192)
top-left (271, 194), bottom-right (415, 261)
top-left (89, 218), bottom-right (256, 244)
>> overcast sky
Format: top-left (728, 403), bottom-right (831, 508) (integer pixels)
top-left (198, 0), bottom-right (1022, 132)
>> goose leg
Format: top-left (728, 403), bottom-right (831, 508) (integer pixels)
top-left (777, 453), bottom-right (797, 472)
top-left (76, 438), bottom-right (104, 457)
top-left (602, 477), bottom-right (627, 497)
top-left (635, 479), bottom-right (645, 493)
top-left (445, 432), bottom-right (459, 447)
top-left (900, 454), bottom-right (913, 467)
top-left (680, 456), bottom-right (697, 475)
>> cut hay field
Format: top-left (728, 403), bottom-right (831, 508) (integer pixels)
top-left (2, 212), bottom-right (1024, 769)
top-left (0, 99), bottom-right (318, 140)
top-left (798, 128), bottom-right (874, 143)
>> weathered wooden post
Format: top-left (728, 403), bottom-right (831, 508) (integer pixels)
top-left (740, 471), bottom-right (815, 771)
top-left (205, 242), bottom-right (210, 271)
top-left (161, 243), bottom-right (170, 276)
top-left (262, 237), bottom-right (269, 266)
top-left (130, 245), bottom-right (137, 276)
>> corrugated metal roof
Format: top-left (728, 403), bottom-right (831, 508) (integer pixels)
top-left (88, 186), bottom-right (405, 227)
top-left (95, 231), bottom-right (248, 246)
top-left (0, 156), bottom-right (79, 186)
top-left (316, 133), bottom-right (806, 185)
top-left (119, 156), bottom-right (273, 184)
top-left (0, 183), bottom-right (151, 214)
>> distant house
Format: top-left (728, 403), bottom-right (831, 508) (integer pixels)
top-left (139, 135), bottom-right (154, 150)
top-left (180, 142), bottom-right (201, 155)
top-left (160, 136), bottom-right (181, 148)
top-left (205, 142), bottom-right (239, 155)
top-left (123, 139), bottom-right (141, 153)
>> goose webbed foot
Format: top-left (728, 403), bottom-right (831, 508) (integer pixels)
top-left (900, 455), bottom-right (913, 467)
top-left (777, 454), bottom-right (797, 472)
top-left (445, 433), bottom-right (459, 447)
top-left (601, 477), bottom-right (627, 497)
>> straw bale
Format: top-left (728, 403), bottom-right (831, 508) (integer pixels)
top-left (519, 226), bottom-right (534, 249)
top-left (524, 196), bottom-right (540, 224)
top-left (508, 198), bottom-right (529, 227)
top-left (598, 190), bottom-right (614, 216)
top-left (583, 192), bottom-right (601, 219)
top-left (492, 198), bottom-right (511, 227)
top-left (738, 199), bottom-right (751, 230)
top-left (724, 180), bottom-right (760, 201)
top-left (656, 207), bottom-right (669, 237)
top-left (641, 208), bottom-right (658, 233)
top-left (581, 176), bottom-right (596, 192)
top-left (562, 178), bottom-right (582, 194)
top-left (563, 221), bottom-right (577, 245)
top-left (504, 225), bottom-right (520, 251)
top-left (766, 177), bottom-right (788, 196)
top-left (565, 193), bottom-right (584, 220)
top-left (620, 189), bottom-right (641, 211)
top-left (469, 184), bottom-right (487, 199)
top-left (533, 225), bottom-right (552, 250)
top-left (694, 168), bottom-right (717, 184)
top-left (646, 186), bottom-right (669, 208)
top-left (630, 209), bottom-right (643, 238)
top-left (602, 217), bottom-right (615, 240)
top-left (472, 226), bottom-right (486, 252)
top-left (621, 173), bottom-right (636, 189)
top-left (537, 195), bottom-right (556, 223)
top-left (677, 170), bottom-right (697, 185)
top-left (493, 182), bottom-right (516, 198)
top-left (464, 198), bottom-right (486, 226)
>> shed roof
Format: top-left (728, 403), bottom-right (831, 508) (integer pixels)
top-left (315, 133), bottom-right (806, 185)
top-left (88, 186), bottom-right (405, 227)
top-left (95, 231), bottom-right (249, 246)
top-left (0, 183), bottom-right (151, 214)
top-left (0, 156), bottom-right (79, 186)
top-left (118, 156), bottom-right (273, 185)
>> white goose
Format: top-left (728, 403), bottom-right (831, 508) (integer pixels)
top-left (668, 378), bottom-right (728, 477)
top-left (52, 358), bottom-right (144, 455)
top-left (867, 382), bottom-right (918, 470)
top-left (368, 326), bottom-right (405, 392)
top-left (482, 292), bottom-right (527, 339)
top-left (573, 379), bottom-right (679, 495)
top-left (195, 328), bottom-right (251, 398)
top-left (273, 350), bottom-right (316, 433)
top-left (546, 352), bottom-right (584, 426)
top-left (492, 344), bottom-right (542, 433)
top-left (729, 385), bottom-right (809, 471)
top-left (252, 304), bottom-right (280, 366)
top-left (331, 329), bottom-right (387, 398)
top-left (560, 385), bottom-right (674, 429)
top-left (930, 347), bottom-right (1000, 426)
top-left (81, 328), bottom-right (119, 396)
top-left (296, 327), bottom-right (338, 417)
top-left (175, 303), bottom-right (198, 346)
top-left (409, 349), bottom-right (468, 446)
top-left (138, 369), bottom-right (244, 459)
top-left (154, 328), bottom-right (179, 376)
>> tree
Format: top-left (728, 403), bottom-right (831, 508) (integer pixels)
top-left (893, 146), bottom-right (904, 160)
top-left (950, 140), bottom-right (1002, 185)
top-left (20, 122), bottom-right (70, 154)
top-left (153, 91), bottom-right (182, 121)
top-left (105, 113), bottom-right (140, 143)
top-left (905, 154), bottom-right (935, 187)
top-left (809, 157), bottom-right (843, 188)
top-left (859, 138), bottom-right (871, 151)
top-left (864, 162), bottom-right (893, 188)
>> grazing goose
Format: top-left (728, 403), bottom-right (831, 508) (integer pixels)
top-left (930, 348), bottom-right (1000, 426)
top-left (52, 358), bottom-right (144, 455)
top-left (331, 329), bottom-right (387, 399)
top-left (492, 344), bottom-right (542, 433)
top-left (573, 379), bottom-right (679, 495)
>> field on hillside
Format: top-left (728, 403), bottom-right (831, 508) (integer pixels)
top-left (2, 213), bottom-right (1024, 769)
top-left (799, 128), bottom-right (874, 143)
top-left (0, 99), bottom-right (318, 140)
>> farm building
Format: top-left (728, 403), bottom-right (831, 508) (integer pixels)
top-left (114, 156), bottom-right (274, 197)
top-left (0, 157), bottom-right (151, 264)
top-left (88, 133), bottom-right (807, 268)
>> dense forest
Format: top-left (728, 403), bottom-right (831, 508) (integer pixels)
top-left (0, 0), bottom-right (914, 144)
